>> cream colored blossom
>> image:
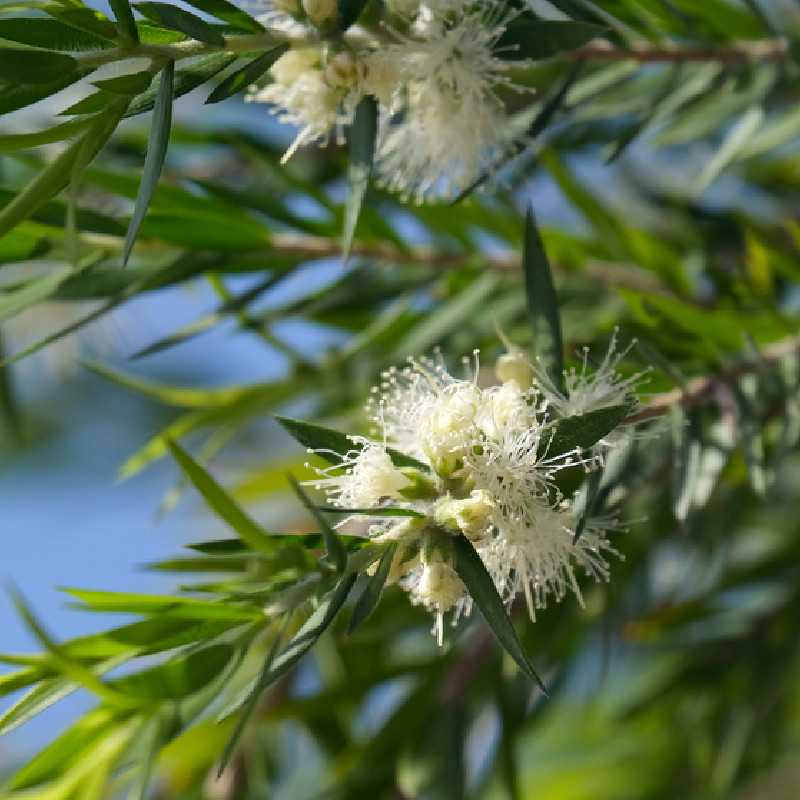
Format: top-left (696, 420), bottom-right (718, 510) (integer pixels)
top-left (306, 339), bottom-right (636, 639)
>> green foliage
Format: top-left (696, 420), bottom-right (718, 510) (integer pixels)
top-left (2, 0), bottom-right (800, 797)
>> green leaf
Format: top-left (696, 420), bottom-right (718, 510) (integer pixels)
top-left (276, 415), bottom-right (429, 472)
top-left (0, 99), bottom-right (127, 240)
top-left (123, 60), bottom-right (174, 267)
top-left (0, 677), bottom-right (78, 736)
top-left (315, 506), bottom-right (426, 518)
top-left (497, 19), bottom-right (604, 61)
top-left (523, 207), bottom-right (564, 393)
top-left (205, 45), bottom-right (287, 104)
top-left (83, 360), bottom-right (264, 408)
top-left (0, 264), bottom-right (75, 322)
top-left (6, 707), bottom-right (117, 791)
top-left (218, 574), bottom-right (356, 774)
top-left (452, 536), bottom-right (547, 693)
top-left (126, 53), bottom-right (237, 117)
top-left (134, 2), bottom-right (227, 45)
top-left (0, 47), bottom-right (77, 84)
top-left (288, 475), bottom-right (348, 573)
top-left (0, 18), bottom-right (114, 50)
top-left (111, 645), bottom-right (234, 700)
top-left (10, 589), bottom-right (135, 708)
top-left (0, 69), bottom-right (90, 116)
top-left (573, 467), bottom-right (603, 544)
top-left (348, 543), bottom-right (396, 633)
top-left (672, 406), bottom-right (701, 522)
top-left (46, 7), bottom-right (120, 42)
top-left (0, 115), bottom-right (98, 153)
top-left (93, 70), bottom-right (153, 95)
top-left (343, 95), bottom-right (378, 262)
top-left (545, 404), bottom-right (632, 458)
top-left (109, 0), bottom-right (140, 43)
top-left (182, 0), bottom-right (265, 32)
top-left (166, 438), bottom-right (279, 556)
top-left (63, 588), bottom-right (262, 621)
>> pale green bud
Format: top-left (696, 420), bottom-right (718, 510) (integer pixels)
top-left (496, 351), bottom-right (535, 388)
top-left (302, 0), bottom-right (338, 27)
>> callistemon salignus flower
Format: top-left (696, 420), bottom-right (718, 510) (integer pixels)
top-left (307, 343), bottom-right (638, 642)
top-left (367, 1), bottom-right (527, 201)
top-left (246, 47), bottom-right (362, 163)
top-left (244, 0), bottom-right (528, 199)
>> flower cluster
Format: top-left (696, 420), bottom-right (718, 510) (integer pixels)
top-left (247, 0), bottom-right (526, 200)
top-left (308, 340), bottom-right (642, 643)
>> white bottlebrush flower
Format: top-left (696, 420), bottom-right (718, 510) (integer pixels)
top-left (247, 47), bottom-right (362, 163)
top-left (310, 439), bottom-right (411, 508)
top-left (366, 2), bottom-right (526, 201)
top-left (478, 504), bottom-right (619, 619)
top-left (433, 489), bottom-right (494, 540)
top-left (401, 552), bottom-right (467, 645)
top-left (538, 329), bottom-right (646, 418)
top-left (305, 341), bottom-right (637, 639)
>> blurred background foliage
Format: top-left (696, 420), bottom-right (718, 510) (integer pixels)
top-left (3, 0), bottom-right (800, 798)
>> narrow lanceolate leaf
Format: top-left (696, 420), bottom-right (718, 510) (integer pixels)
top-left (672, 407), bottom-right (701, 522)
top-left (0, 70), bottom-right (90, 117)
top-left (523, 207), bottom-right (564, 394)
top-left (348, 543), bottom-right (396, 633)
top-left (544, 404), bottom-right (632, 458)
top-left (0, 116), bottom-right (98, 153)
top-left (110, 645), bottom-right (234, 700)
top-left (218, 574), bottom-right (356, 774)
top-left (93, 70), bottom-right (153, 95)
top-left (497, 19), bottom-right (604, 61)
top-left (206, 45), bottom-right (287, 104)
top-left (452, 536), bottom-right (547, 694)
top-left (9, 589), bottom-right (135, 708)
top-left (0, 100), bottom-right (128, 240)
top-left (0, 49), bottom-right (78, 84)
top-left (315, 506), bottom-right (425, 518)
top-left (288, 475), bottom-right (348, 573)
top-left (343, 95), bottom-right (379, 262)
top-left (182, 0), bottom-right (265, 32)
top-left (123, 60), bottom-right (174, 268)
top-left (126, 54), bottom-right (236, 117)
top-left (166, 438), bottom-right (279, 556)
top-left (276, 415), bottom-right (429, 472)
top-left (573, 467), bottom-right (603, 544)
top-left (109, 0), bottom-right (140, 43)
top-left (0, 19), bottom-right (114, 51)
top-left (0, 265), bottom-right (75, 322)
top-left (134, 2), bottom-right (227, 46)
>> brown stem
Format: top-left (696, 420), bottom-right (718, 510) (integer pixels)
top-left (630, 334), bottom-right (800, 422)
top-left (266, 233), bottom-right (668, 296)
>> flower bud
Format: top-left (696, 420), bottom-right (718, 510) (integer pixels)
top-left (385, 0), bottom-right (420, 15)
top-left (272, 0), bottom-right (302, 15)
top-left (324, 51), bottom-right (361, 89)
top-left (270, 48), bottom-right (320, 87)
top-left (417, 560), bottom-right (464, 611)
top-left (420, 384), bottom-right (481, 476)
top-left (434, 490), bottom-right (494, 540)
top-left (496, 350), bottom-right (534, 388)
top-left (302, 0), bottom-right (338, 27)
